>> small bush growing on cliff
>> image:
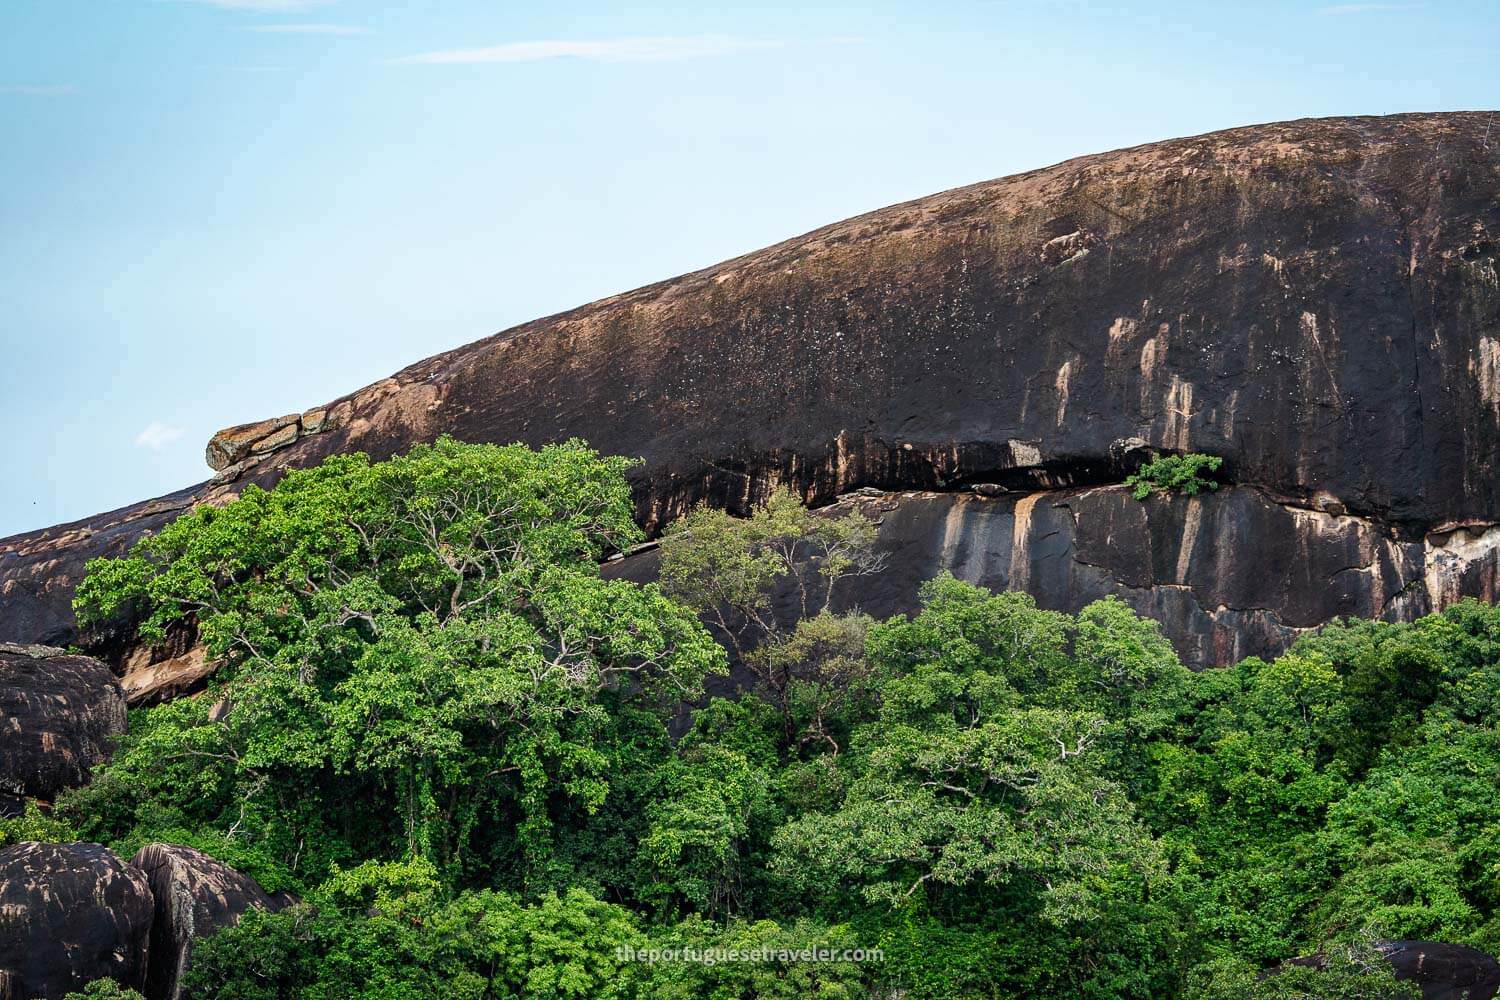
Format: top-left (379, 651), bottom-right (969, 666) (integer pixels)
top-left (1126, 452), bottom-right (1223, 500)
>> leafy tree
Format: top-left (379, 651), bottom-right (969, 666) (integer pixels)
top-left (765, 611), bottom-right (878, 756)
top-left (659, 488), bottom-right (885, 654)
top-left (772, 702), bottom-right (1163, 919)
top-left (69, 438), bottom-right (723, 888)
top-left (0, 800), bottom-right (78, 849)
top-left (636, 744), bottom-right (776, 919)
top-left (770, 578), bottom-right (1185, 997)
top-left (62, 982), bottom-right (147, 1000)
top-left (1126, 453), bottom-right (1223, 500)
top-left (186, 882), bottom-right (650, 1000)
top-left (37, 472), bottom-right (1500, 998)
top-left (644, 916), bottom-right (873, 999)
top-left (864, 574), bottom-right (1072, 703)
top-left (658, 488), bottom-right (883, 740)
top-left (1291, 617), bottom-right (1450, 773)
top-left (1074, 595), bottom-right (1189, 719)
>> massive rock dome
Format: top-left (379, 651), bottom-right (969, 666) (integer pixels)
top-left (3, 111), bottom-right (1498, 664)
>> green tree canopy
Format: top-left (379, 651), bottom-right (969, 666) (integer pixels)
top-left (69, 437), bottom-right (724, 886)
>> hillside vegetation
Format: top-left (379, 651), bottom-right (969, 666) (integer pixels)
top-left (13, 438), bottom-right (1500, 998)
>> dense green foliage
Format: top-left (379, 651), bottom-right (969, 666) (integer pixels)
top-left (1126, 452), bottom-right (1223, 499)
top-left (68, 437), bottom-right (723, 892)
top-left (22, 439), bottom-right (1500, 998)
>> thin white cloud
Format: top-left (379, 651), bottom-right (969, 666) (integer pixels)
top-left (390, 35), bottom-right (774, 66)
top-left (0, 84), bottom-right (76, 96)
top-left (177, 0), bottom-right (332, 11)
top-left (1317, 3), bottom-right (1422, 13)
top-left (135, 423), bottom-right (186, 451)
top-left (247, 23), bottom-right (368, 35)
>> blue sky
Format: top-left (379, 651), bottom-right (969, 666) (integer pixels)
top-left (1, 0), bottom-right (1496, 537)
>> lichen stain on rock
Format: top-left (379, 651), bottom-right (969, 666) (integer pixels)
top-left (1472, 336), bottom-right (1500, 417)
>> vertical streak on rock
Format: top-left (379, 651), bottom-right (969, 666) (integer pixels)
top-left (1299, 310), bottom-right (1344, 402)
top-left (1163, 377), bottom-right (1195, 451)
top-left (833, 430), bottom-right (852, 494)
top-left (1176, 497), bottom-right (1203, 584)
top-left (1369, 543), bottom-right (1387, 616)
top-left (939, 501), bottom-right (968, 573)
top-left (1010, 493), bottom-right (1044, 592)
top-left (1473, 336), bottom-right (1500, 418)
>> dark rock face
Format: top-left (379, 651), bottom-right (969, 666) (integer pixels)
top-left (3, 112), bottom-right (1499, 661)
top-left (0, 487), bottom-right (201, 650)
top-left (1381, 940), bottom-right (1500, 1000)
top-left (606, 484), bottom-right (1461, 666)
top-left (847, 486), bottom-right (1439, 666)
top-left (0, 842), bottom-right (154, 1000)
top-left (0, 645), bottom-right (126, 815)
top-left (1290, 940), bottom-right (1500, 1000)
top-left (212, 112), bottom-right (1500, 530)
top-left (130, 843), bottom-right (287, 1000)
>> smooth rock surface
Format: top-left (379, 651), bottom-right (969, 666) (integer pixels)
top-left (121, 644), bottom-right (216, 707)
top-left (117, 621), bottom-right (216, 707)
top-left (0, 646), bottom-right (126, 814)
top-left (0, 842), bottom-right (153, 1000)
top-left (130, 843), bottom-right (287, 1000)
top-left (209, 113), bottom-right (1500, 532)
top-left (0, 485), bottom-right (202, 650)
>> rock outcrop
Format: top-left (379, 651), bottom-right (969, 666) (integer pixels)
top-left (606, 483), bottom-right (1484, 668)
top-left (1381, 940), bottom-right (1500, 1000)
top-left (0, 841), bottom-right (287, 1000)
top-left (117, 621), bottom-right (216, 708)
top-left (0, 645), bottom-right (126, 815)
top-left (0, 842), bottom-right (154, 1000)
top-left (2, 112), bottom-right (1499, 663)
top-left (1289, 940), bottom-right (1500, 1000)
top-left (0, 487), bottom-right (202, 650)
top-left (130, 844), bottom-right (289, 1000)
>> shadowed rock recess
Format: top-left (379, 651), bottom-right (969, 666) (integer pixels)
top-left (3, 111), bottom-right (1499, 665)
